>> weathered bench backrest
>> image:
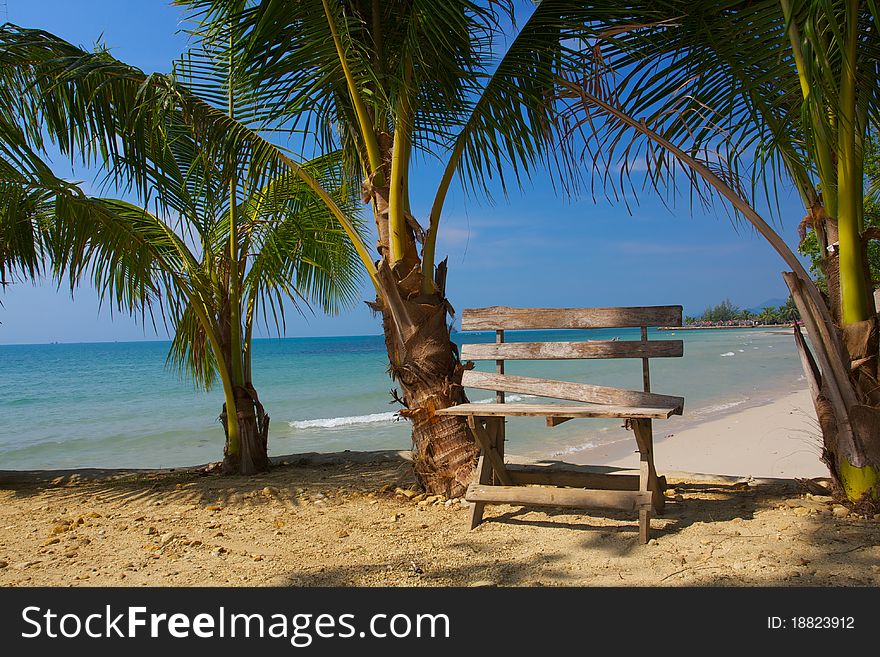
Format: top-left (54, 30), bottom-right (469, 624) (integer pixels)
top-left (459, 305), bottom-right (684, 412)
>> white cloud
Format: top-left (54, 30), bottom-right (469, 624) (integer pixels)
top-left (438, 226), bottom-right (475, 246)
top-left (608, 240), bottom-right (746, 256)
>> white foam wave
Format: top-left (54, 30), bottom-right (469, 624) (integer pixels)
top-left (473, 394), bottom-right (533, 404)
top-left (550, 441), bottom-right (597, 457)
top-left (695, 399), bottom-right (747, 415)
top-left (288, 394), bottom-right (539, 430)
top-left (288, 411), bottom-right (398, 430)
top-left (720, 351), bottom-right (736, 357)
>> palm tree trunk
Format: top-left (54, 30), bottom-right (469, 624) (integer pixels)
top-left (371, 258), bottom-right (478, 498)
top-left (221, 383), bottom-right (270, 475)
top-left (358, 131), bottom-right (478, 497)
top-left (785, 273), bottom-right (880, 507)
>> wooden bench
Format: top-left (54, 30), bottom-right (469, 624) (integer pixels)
top-left (436, 305), bottom-right (684, 543)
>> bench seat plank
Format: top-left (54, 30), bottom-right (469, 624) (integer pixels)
top-left (465, 483), bottom-right (653, 512)
top-left (461, 339), bottom-right (683, 361)
top-left (435, 402), bottom-right (677, 420)
top-left (462, 370), bottom-right (684, 413)
top-left (506, 464), bottom-right (641, 490)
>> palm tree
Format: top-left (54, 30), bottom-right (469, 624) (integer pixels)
top-left (758, 307), bottom-right (781, 325)
top-left (13, 2), bottom-right (871, 501)
top-left (112, 0), bottom-right (609, 496)
top-left (0, 25), bottom-right (361, 474)
top-left (552, 1), bottom-right (880, 503)
top-left (779, 297), bottom-right (801, 323)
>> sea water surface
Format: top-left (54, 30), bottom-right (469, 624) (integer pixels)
top-left (0, 328), bottom-right (807, 470)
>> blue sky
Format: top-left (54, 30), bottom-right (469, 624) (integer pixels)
top-left (0, 0), bottom-right (808, 344)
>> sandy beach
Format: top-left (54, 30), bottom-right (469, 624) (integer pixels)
top-left (596, 389), bottom-right (826, 480)
top-left (1, 387), bottom-right (878, 587)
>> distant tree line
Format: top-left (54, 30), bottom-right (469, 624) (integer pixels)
top-left (685, 297), bottom-right (800, 326)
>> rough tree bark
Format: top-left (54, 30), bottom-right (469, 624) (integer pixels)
top-left (221, 384), bottom-right (270, 475)
top-left (366, 174), bottom-right (478, 498)
top-left (372, 262), bottom-right (478, 497)
top-left (785, 261), bottom-right (880, 508)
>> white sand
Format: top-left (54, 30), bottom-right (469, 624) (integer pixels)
top-left (604, 389), bottom-right (826, 479)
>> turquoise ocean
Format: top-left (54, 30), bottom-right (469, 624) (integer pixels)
top-left (0, 328), bottom-right (807, 470)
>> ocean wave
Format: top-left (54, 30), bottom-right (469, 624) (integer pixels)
top-left (288, 394), bottom-right (537, 430)
top-left (694, 399), bottom-right (748, 415)
top-left (288, 411), bottom-right (398, 430)
top-left (473, 394), bottom-right (532, 404)
top-left (720, 351), bottom-right (736, 357)
top-left (550, 441), bottom-right (597, 457)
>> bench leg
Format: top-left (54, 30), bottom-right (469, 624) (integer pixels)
top-left (632, 419), bottom-right (665, 515)
top-left (633, 419), bottom-right (662, 544)
top-left (493, 416), bottom-right (505, 482)
top-left (468, 417), bottom-right (504, 529)
top-left (639, 508), bottom-right (651, 545)
top-left (469, 451), bottom-right (491, 529)
top-left (639, 457), bottom-right (651, 544)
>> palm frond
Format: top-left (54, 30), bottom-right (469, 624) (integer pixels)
top-left (167, 300), bottom-right (218, 389)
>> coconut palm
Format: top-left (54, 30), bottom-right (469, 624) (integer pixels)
top-left (551, 1), bottom-right (880, 503)
top-left (0, 25), bottom-right (362, 474)
top-left (757, 307), bottom-right (780, 325)
top-left (12, 1), bottom-right (871, 500)
top-left (117, 0), bottom-right (615, 496)
top-left (779, 297), bottom-right (801, 323)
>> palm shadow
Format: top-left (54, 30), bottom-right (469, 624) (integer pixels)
top-left (0, 450), bottom-right (416, 511)
top-left (468, 458), bottom-right (783, 556)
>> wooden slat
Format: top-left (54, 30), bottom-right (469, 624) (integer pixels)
top-left (461, 305), bottom-right (682, 331)
top-left (546, 416), bottom-right (572, 427)
top-left (461, 370), bottom-right (684, 412)
top-left (460, 340), bottom-right (683, 361)
top-left (465, 483), bottom-right (653, 512)
top-left (506, 465), bottom-right (640, 491)
top-left (436, 402), bottom-right (676, 420)
top-left (495, 330), bottom-right (505, 403)
top-left (640, 326), bottom-right (651, 393)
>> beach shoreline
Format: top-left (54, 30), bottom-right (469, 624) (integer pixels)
top-left (2, 388), bottom-right (878, 588)
top-left (551, 383), bottom-right (821, 478)
top-left (659, 325), bottom-right (794, 331)
top-left (0, 384), bottom-right (821, 483)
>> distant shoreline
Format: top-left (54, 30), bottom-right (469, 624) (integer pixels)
top-left (659, 324), bottom-right (795, 331)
